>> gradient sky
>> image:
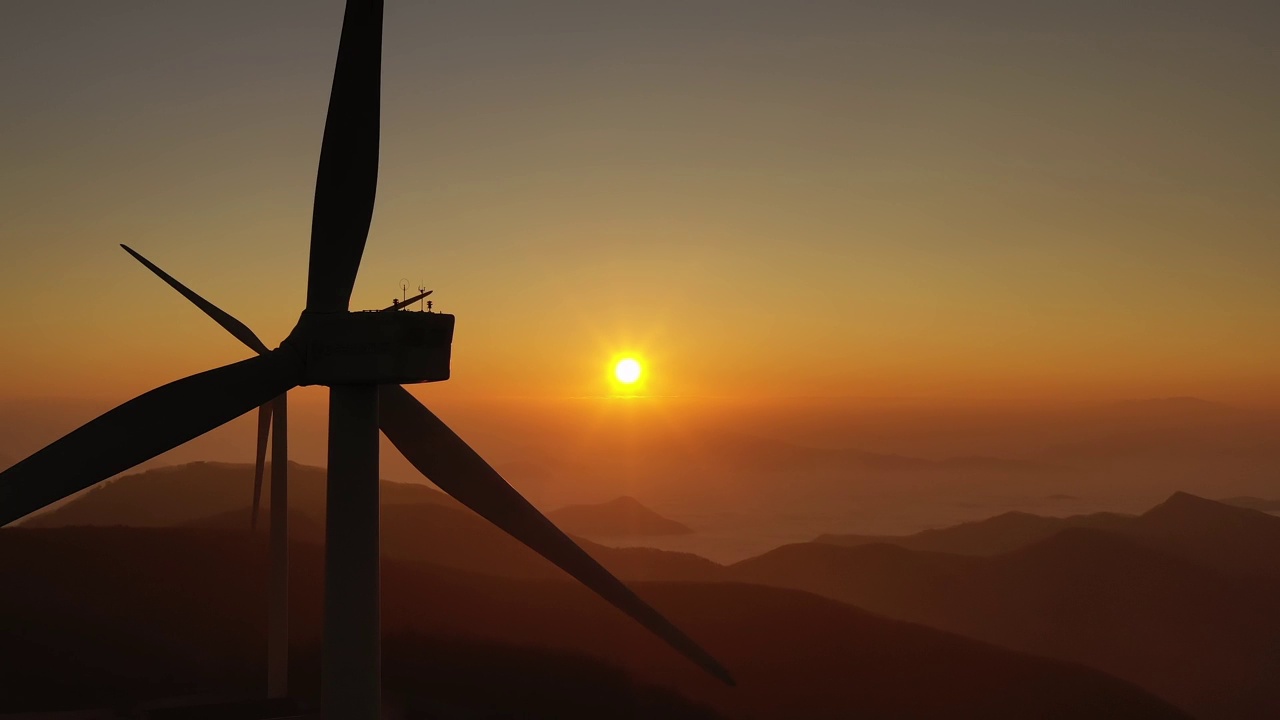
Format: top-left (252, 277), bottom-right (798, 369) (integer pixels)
top-left (2, 0), bottom-right (1278, 406)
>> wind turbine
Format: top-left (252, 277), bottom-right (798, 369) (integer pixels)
top-left (121, 243), bottom-right (430, 701)
top-left (0, 2), bottom-right (733, 719)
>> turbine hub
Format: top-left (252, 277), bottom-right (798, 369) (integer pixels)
top-left (282, 310), bottom-right (454, 386)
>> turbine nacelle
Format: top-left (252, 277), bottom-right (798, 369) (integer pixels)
top-left (282, 310), bottom-right (454, 386)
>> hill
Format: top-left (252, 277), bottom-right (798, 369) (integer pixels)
top-left (21, 461), bottom-right (453, 530)
top-left (0, 525), bottom-right (1186, 720)
top-left (1127, 492), bottom-right (1280, 577)
top-left (1220, 496), bottom-right (1280, 512)
top-left (734, 497), bottom-right (1280, 719)
top-left (816, 510), bottom-right (1134, 556)
top-left (815, 492), bottom-right (1280, 580)
top-left (24, 461), bottom-right (721, 585)
top-left (548, 496), bottom-right (694, 538)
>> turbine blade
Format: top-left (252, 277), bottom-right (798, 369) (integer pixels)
top-left (377, 385), bottom-right (734, 686)
top-left (121, 244), bottom-right (270, 355)
top-left (306, 0), bottom-right (383, 313)
top-left (0, 351), bottom-right (302, 527)
top-left (252, 402), bottom-right (274, 530)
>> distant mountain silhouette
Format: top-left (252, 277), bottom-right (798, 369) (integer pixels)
top-left (1127, 491), bottom-right (1280, 578)
top-left (1220, 496), bottom-right (1280, 512)
top-left (736, 496), bottom-right (1280, 719)
top-left (816, 510), bottom-right (1134, 556)
top-left (381, 500), bottom-right (723, 583)
top-left (211, 495), bottom-right (723, 585)
top-left (30, 462), bottom-right (721, 585)
top-left (0, 525), bottom-right (1186, 720)
top-left (549, 497), bottom-right (694, 538)
top-left (816, 492), bottom-right (1280, 580)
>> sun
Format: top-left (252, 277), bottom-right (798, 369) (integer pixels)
top-left (614, 357), bottom-right (642, 385)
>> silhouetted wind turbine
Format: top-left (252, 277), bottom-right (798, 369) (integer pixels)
top-left (120, 244), bottom-right (440, 701)
top-left (0, 2), bottom-right (733, 718)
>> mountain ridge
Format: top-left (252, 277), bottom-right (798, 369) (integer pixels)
top-left (549, 496), bottom-right (694, 538)
top-left (738, 496), bottom-right (1280, 719)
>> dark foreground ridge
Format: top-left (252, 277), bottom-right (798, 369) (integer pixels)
top-left (0, 524), bottom-right (1185, 720)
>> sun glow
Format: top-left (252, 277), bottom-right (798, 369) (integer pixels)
top-left (614, 357), bottom-right (642, 385)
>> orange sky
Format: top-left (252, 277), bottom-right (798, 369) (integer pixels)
top-left (1, 1), bottom-right (1279, 407)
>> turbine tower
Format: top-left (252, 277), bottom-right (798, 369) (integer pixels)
top-left (0, 2), bottom-right (733, 719)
